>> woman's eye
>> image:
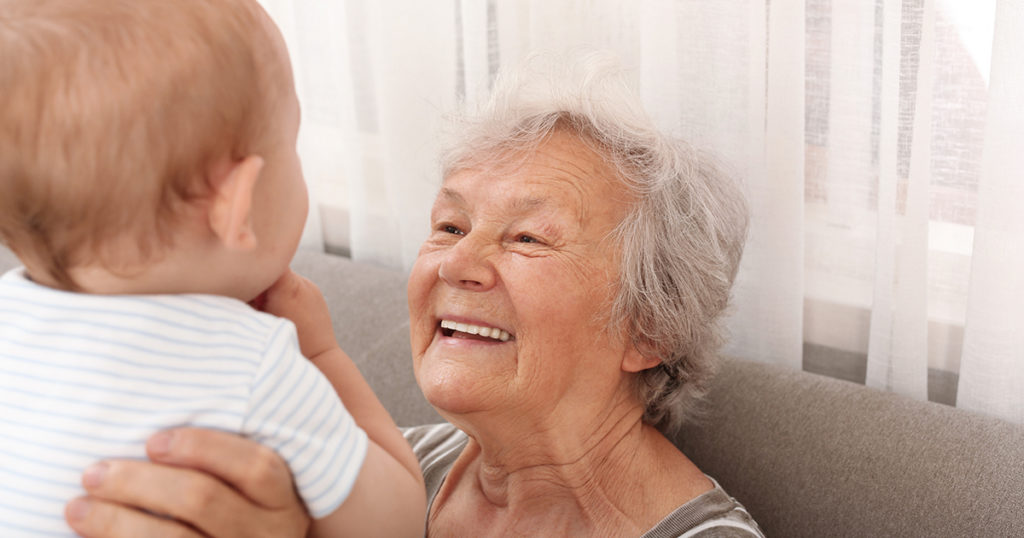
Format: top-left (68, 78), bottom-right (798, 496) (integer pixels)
top-left (442, 225), bottom-right (464, 236)
top-left (516, 234), bottom-right (538, 244)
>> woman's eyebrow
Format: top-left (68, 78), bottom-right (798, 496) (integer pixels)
top-left (437, 187), bottom-right (466, 206)
top-left (507, 196), bottom-right (549, 213)
top-left (438, 186), bottom-right (583, 224)
top-left (510, 195), bottom-right (587, 229)
top-left (438, 187), bottom-right (550, 213)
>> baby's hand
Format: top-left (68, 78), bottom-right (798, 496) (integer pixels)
top-left (256, 270), bottom-right (338, 360)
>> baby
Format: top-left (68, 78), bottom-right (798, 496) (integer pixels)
top-left (0, 0), bottom-right (425, 536)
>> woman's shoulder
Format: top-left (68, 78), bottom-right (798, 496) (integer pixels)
top-left (402, 423), bottom-right (468, 462)
top-left (642, 476), bottom-right (765, 538)
top-left (402, 423), bottom-right (468, 504)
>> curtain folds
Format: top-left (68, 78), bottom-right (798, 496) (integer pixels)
top-left (956, 0), bottom-right (1024, 423)
top-left (258, 0), bottom-right (1022, 424)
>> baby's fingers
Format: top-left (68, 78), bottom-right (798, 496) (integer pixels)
top-left (259, 271), bottom-right (336, 358)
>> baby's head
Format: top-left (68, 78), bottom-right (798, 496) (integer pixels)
top-left (0, 0), bottom-right (306, 297)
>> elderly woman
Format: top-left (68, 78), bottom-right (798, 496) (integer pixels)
top-left (66, 53), bottom-right (762, 537)
top-left (402, 53), bottom-right (757, 536)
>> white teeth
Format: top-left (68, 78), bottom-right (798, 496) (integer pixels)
top-left (440, 319), bottom-right (511, 342)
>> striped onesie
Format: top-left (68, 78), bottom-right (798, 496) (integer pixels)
top-left (0, 268), bottom-right (367, 537)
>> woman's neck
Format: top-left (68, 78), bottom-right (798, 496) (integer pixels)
top-left (430, 405), bottom-right (711, 537)
top-left (474, 406), bottom-right (644, 506)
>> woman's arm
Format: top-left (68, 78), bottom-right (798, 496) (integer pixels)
top-left (65, 428), bottom-right (310, 538)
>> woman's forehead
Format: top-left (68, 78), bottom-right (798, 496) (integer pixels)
top-left (438, 132), bottom-right (629, 217)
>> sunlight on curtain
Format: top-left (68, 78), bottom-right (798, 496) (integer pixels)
top-left (957, 0), bottom-right (1024, 423)
top-left (257, 0), bottom-right (1022, 424)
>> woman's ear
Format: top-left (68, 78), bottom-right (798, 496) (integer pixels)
top-left (621, 346), bottom-right (662, 373)
top-left (208, 156), bottom-right (263, 251)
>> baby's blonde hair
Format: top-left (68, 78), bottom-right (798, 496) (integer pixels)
top-left (0, 0), bottom-right (286, 289)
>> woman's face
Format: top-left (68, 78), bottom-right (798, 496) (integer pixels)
top-left (408, 130), bottom-right (644, 427)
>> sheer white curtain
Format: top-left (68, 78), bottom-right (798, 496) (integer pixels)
top-left (259, 0), bottom-right (1023, 424)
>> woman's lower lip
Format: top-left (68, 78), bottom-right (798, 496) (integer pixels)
top-left (444, 333), bottom-right (505, 343)
top-left (423, 330), bottom-right (517, 364)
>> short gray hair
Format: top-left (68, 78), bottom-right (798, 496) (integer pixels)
top-left (441, 51), bottom-right (749, 433)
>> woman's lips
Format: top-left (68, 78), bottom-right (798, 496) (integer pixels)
top-left (439, 319), bottom-right (512, 342)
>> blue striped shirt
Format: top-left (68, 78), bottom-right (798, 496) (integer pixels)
top-left (0, 268), bottom-right (368, 537)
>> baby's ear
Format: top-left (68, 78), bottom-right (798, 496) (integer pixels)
top-left (208, 155), bottom-right (263, 251)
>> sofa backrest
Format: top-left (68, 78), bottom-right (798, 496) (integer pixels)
top-left (0, 247), bottom-right (15, 274)
top-left (677, 360), bottom-right (1024, 537)
top-left (3, 246), bottom-right (1022, 536)
top-left (291, 249), bottom-right (1024, 537)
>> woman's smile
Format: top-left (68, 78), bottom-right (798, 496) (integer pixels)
top-left (439, 319), bottom-right (513, 342)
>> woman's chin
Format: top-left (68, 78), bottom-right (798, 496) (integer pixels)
top-left (414, 341), bottom-right (516, 416)
top-left (417, 365), bottom-right (506, 418)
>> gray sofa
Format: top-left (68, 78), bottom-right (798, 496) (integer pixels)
top-left (2, 246), bottom-right (1023, 537)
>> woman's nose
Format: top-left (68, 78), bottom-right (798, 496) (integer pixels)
top-left (437, 233), bottom-right (496, 291)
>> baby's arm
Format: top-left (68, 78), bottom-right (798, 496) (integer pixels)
top-left (259, 270), bottom-right (426, 537)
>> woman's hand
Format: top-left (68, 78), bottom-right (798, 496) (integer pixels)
top-left (255, 269), bottom-right (338, 360)
top-left (65, 428), bottom-right (311, 538)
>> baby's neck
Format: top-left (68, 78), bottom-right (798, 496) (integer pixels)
top-left (29, 239), bottom-right (251, 301)
top-left (61, 261), bottom-right (219, 297)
